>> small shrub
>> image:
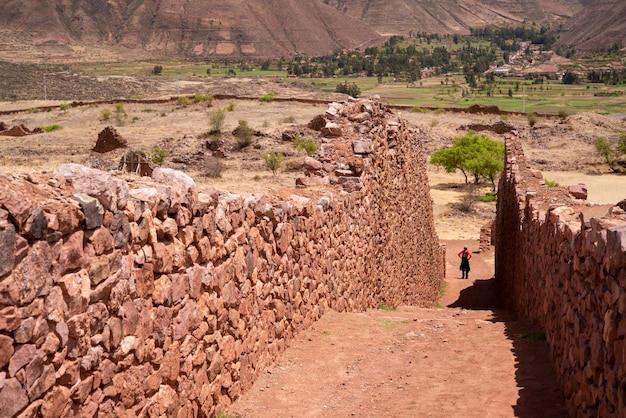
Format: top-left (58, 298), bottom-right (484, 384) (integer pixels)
top-left (527, 112), bottom-right (537, 127)
top-left (293, 135), bottom-right (318, 156)
top-left (177, 96), bottom-right (190, 106)
top-left (281, 116), bottom-right (296, 124)
top-left (557, 110), bottom-right (569, 120)
top-left (378, 304), bottom-right (397, 311)
top-left (226, 102), bottom-right (236, 112)
top-left (205, 157), bottom-right (225, 178)
top-left (234, 120), bottom-right (254, 149)
top-left (28, 108), bottom-right (41, 114)
top-left (209, 108), bottom-right (226, 132)
top-left (259, 93), bottom-right (275, 103)
top-left (544, 179), bottom-right (559, 188)
top-left (101, 109), bottom-right (112, 121)
top-left (430, 119), bottom-right (439, 127)
top-left (150, 147), bottom-right (169, 166)
top-left (594, 136), bottom-right (615, 170)
top-left (115, 103), bottom-right (126, 116)
top-left (193, 95), bottom-right (213, 106)
top-left (59, 103), bottom-right (70, 111)
top-left (411, 106), bottom-right (430, 113)
top-left (152, 65), bottom-right (163, 75)
top-left (253, 174), bottom-right (262, 181)
top-left (261, 151), bottom-right (284, 175)
top-left (131, 116), bottom-right (140, 123)
top-left (479, 191), bottom-right (497, 202)
top-left (42, 124), bottom-right (63, 132)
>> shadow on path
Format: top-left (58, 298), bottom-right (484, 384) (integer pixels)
top-left (443, 240), bottom-right (567, 417)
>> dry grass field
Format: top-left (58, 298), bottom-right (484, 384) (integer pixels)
top-left (1, 78), bottom-right (625, 241)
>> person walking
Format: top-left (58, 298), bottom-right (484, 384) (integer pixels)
top-left (458, 246), bottom-right (472, 279)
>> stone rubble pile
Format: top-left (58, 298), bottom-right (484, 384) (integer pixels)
top-left (495, 133), bottom-right (626, 417)
top-left (0, 97), bottom-right (444, 417)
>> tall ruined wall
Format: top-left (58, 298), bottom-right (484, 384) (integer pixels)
top-left (0, 98), bottom-right (443, 417)
top-left (495, 134), bottom-right (626, 417)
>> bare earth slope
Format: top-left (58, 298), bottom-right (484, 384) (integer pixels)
top-left (0, 0), bottom-right (588, 62)
top-left (0, 0), bottom-right (383, 62)
top-left (323, 0), bottom-right (584, 35)
top-left (553, 0), bottom-right (626, 50)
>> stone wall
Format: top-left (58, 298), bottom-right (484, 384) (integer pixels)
top-left (495, 133), bottom-right (626, 417)
top-left (0, 98), bottom-right (444, 417)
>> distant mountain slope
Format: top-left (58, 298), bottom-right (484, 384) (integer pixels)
top-left (322, 0), bottom-right (586, 35)
top-left (0, 0), bottom-right (383, 62)
top-left (0, 0), bottom-right (599, 63)
top-left (552, 0), bottom-right (626, 50)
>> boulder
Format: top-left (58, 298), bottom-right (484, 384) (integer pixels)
top-left (55, 163), bottom-right (129, 212)
top-left (568, 183), bottom-right (588, 200)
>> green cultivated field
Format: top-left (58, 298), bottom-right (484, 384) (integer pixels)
top-left (76, 61), bottom-right (626, 116)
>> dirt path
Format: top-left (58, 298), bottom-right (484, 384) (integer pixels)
top-left (227, 240), bottom-right (567, 418)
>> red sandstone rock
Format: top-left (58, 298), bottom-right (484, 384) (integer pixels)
top-left (568, 183), bottom-right (588, 200)
top-left (0, 334), bottom-right (14, 369)
top-left (303, 156), bottom-right (323, 171)
top-left (59, 231), bottom-right (85, 274)
top-left (0, 377), bottom-right (29, 416)
top-left (0, 305), bottom-right (20, 332)
top-left (321, 122), bottom-right (343, 138)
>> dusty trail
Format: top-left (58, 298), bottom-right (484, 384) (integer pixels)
top-left (228, 240), bottom-right (567, 418)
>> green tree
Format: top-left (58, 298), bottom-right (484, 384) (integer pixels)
top-left (152, 65), bottom-right (163, 75)
top-left (430, 132), bottom-right (504, 188)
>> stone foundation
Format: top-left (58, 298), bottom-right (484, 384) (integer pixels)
top-left (0, 98), bottom-right (444, 417)
top-left (495, 133), bottom-right (626, 417)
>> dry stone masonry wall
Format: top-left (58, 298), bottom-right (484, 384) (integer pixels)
top-left (0, 98), bottom-right (443, 417)
top-left (495, 133), bottom-right (626, 417)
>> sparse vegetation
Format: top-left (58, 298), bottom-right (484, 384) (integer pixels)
top-left (282, 116), bottom-right (296, 124)
top-left (379, 304), bottom-right (397, 311)
top-left (259, 93), bottom-right (275, 102)
top-left (59, 103), bottom-right (70, 112)
top-left (594, 136), bottom-right (622, 172)
top-left (193, 95), bottom-right (213, 105)
top-left (209, 108), bottom-right (226, 132)
top-left (42, 124), bottom-right (63, 132)
top-left (480, 191), bottom-right (497, 202)
top-left (150, 147), bottom-right (169, 165)
top-left (293, 135), bottom-right (318, 156)
top-left (527, 112), bottom-right (538, 127)
top-left (234, 120), bottom-right (254, 149)
top-left (412, 106), bottom-right (431, 113)
top-left (177, 96), bottom-right (190, 106)
top-left (226, 102), bottom-right (236, 112)
top-left (101, 109), bottom-right (112, 121)
top-left (544, 179), bottom-right (559, 188)
top-left (261, 151), bottom-right (284, 175)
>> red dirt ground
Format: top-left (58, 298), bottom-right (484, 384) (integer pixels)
top-left (227, 240), bottom-right (567, 418)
